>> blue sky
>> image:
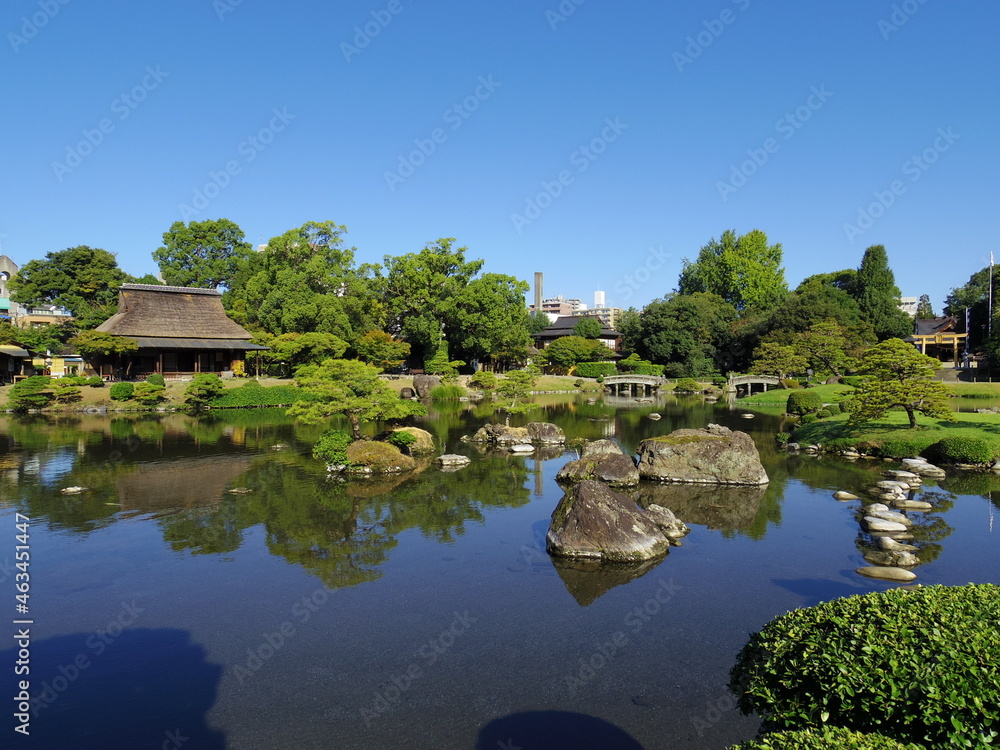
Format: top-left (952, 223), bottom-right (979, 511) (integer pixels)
top-left (3, 0), bottom-right (997, 314)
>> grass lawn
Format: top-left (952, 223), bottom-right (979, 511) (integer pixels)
top-left (737, 383), bottom-right (857, 408)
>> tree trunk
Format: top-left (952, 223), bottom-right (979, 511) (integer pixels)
top-left (906, 408), bottom-right (917, 429)
top-left (349, 413), bottom-right (362, 441)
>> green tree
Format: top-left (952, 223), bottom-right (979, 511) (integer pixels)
top-left (616, 307), bottom-right (642, 356)
top-left (269, 332), bottom-right (349, 375)
top-left (69, 330), bottom-right (138, 372)
top-left (355, 330), bottom-right (410, 369)
top-left (916, 293), bottom-right (935, 319)
top-left (153, 218), bottom-right (251, 289)
top-left (767, 275), bottom-right (873, 342)
top-left (527, 310), bottom-right (551, 335)
top-left (572, 316), bottom-right (602, 339)
top-left (944, 265), bottom-right (993, 349)
top-left (853, 245), bottom-right (913, 341)
top-left (16, 323), bottom-right (74, 354)
top-left (846, 338), bottom-right (953, 429)
top-left (677, 229), bottom-right (788, 314)
top-left (288, 359), bottom-right (426, 440)
top-left (497, 366), bottom-right (540, 420)
top-left (748, 343), bottom-right (808, 380)
top-left (637, 293), bottom-right (737, 377)
top-left (184, 373), bottom-right (225, 410)
top-left (449, 273), bottom-right (531, 370)
top-left (541, 336), bottom-right (611, 369)
top-left (423, 341), bottom-right (465, 381)
top-left (793, 319), bottom-right (858, 377)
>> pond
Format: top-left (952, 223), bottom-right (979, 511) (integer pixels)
top-left (2, 395), bottom-right (998, 749)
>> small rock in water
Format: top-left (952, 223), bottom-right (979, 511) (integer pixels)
top-left (740, 413), bottom-right (754, 419)
top-left (884, 469), bottom-right (921, 483)
top-left (892, 499), bottom-right (933, 511)
top-left (271, 443), bottom-right (289, 451)
top-left (855, 566), bottom-right (917, 582)
top-left (866, 503), bottom-right (891, 514)
top-left (509, 444), bottom-right (534, 454)
top-left (225, 487), bottom-right (254, 494)
top-left (435, 454), bottom-right (471, 468)
top-left (60, 486), bottom-right (88, 494)
top-left (877, 536), bottom-right (919, 552)
top-left (862, 516), bottom-right (909, 533)
top-left (647, 413), bottom-right (661, 420)
top-left (833, 490), bottom-right (859, 501)
top-left (864, 549), bottom-right (920, 567)
top-left (868, 509), bottom-right (913, 527)
top-left (875, 480), bottom-right (911, 491)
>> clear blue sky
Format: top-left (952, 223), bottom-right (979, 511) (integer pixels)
top-left (3, 0), bottom-right (997, 314)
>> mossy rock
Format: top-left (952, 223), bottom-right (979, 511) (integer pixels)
top-left (391, 427), bottom-right (435, 456)
top-left (345, 440), bottom-right (415, 474)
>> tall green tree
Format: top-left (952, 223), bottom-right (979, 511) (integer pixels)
top-left (355, 330), bottom-right (410, 370)
top-left (69, 330), bottom-right (138, 372)
top-left (153, 218), bottom-right (252, 289)
top-left (677, 229), bottom-right (788, 314)
top-left (572, 317), bottom-right (602, 339)
top-left (616, 307), bottom-right (642, 356)
top-left (288, 359), bottom-right (426, 440)
top-left (748, 343), bottom-right (807, 380)
top-left (852, 245), bottom-right (913, 341)
top-left (8, 245), bottom-right (129, 328)
top-left (944, 266), bottom-right (994, 350)
top-left (916, 294), bottom-right (935, 319)
top-left (450, 273), bottom-right (531, 370)
top-left (793, 320), bottom-right (859, 377)
top-left (846, 338), bottom-right (953, 429)
top-left (637, 293), bottom-right (737, 377)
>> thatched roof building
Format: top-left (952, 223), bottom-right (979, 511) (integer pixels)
top-left (95, 284), bottom-right (266, 378)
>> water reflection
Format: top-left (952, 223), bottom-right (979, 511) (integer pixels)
top-left (637, 484), bottom-right (767, 537)
top-left (552, 556), bottom-right (666, 607)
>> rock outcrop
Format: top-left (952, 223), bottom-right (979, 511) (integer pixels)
top-left (526, 422), bottom-right (566, 445)
top-left (390, 427), bottom-right (435, 456)
top-left (636, 424), bottom-right (768, 485)
top-left (470, 422), bottom-right (565, 446)
top-left (546, 480), bottom-right (689, 563)
top-left (556, 440), bottom-right (639, 487)
top-left (412, 374), bottom-right (441, 399)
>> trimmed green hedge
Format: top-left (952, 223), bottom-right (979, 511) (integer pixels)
top-left (787, 390), bottom-right (821, 415)
top-left (211, 384), bottom-right (311, 408)
top-left (729, 726), bottom-right (923, 749)
top-left (575, 362), bottom-right (617, 378)
top-left (926, 436), bottom-right (999, 465)
top-left (632, 363), bottom-right (665, 376)
top-left (109, 382), bottom-right (134, 402)
top-left (146, 373), bottom-right (166, 387)
top-left (675, 377), bottom-right (702, 393)
top-left (86, 376), bottom-right (104, 388)
top-left (730, 584), bottom-right (1000, 747)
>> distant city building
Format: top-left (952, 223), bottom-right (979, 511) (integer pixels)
top-left (571, 306), bottom-right (623, 329)
top-left (0, 255), bottom-right (19, 322)
top-left (898, 296), bottom-right (918, 317)
top-left (529, 295), bottom-right (587, 322)
top-left (19, 304), bottom-right (73, 328)
top-left (594, 290), bottom-right (606, 308)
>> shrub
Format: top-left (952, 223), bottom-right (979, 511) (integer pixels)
top-left (871, 436), bottom-right (932, 459)
top-left (429, 384), bottom-right (467, 400)
top-left (51, 380), bottom-right (83, 404)
top-left (730, 726), bottom-right (923, 749)
top-left (212, 384), bottom-right (310, 408)
top-left (313, 429), bottom-right (353, 466)
top-left (574, 362), bottom-right (617, 379)
top-left (5, 376), bottom-right (54, 411)
top-left (816, 407), bottom-right (832, 419)
top-left (633, 362), bottom-right (665, 376)
top-left (840, 375), bottom-right (866, 388)
top-left (675, 378), bottom-right (702, 393)
top-left (824, 402), bottom-right (842, 416)
top-left (573, 379), bottom-right (584, 388)
top-left (779, 379), bottom-right (801, 389)
top-left (87, 376), bottom-right (104, 388)
top-left (799, 413), bottom-right (818, 424)
top-left (183, 374), bottom-right (224, 410)
top-left (385, 430), bottom-right (417, 452)
top-left (774, 432), bottom-right (790, 445)
top-left (711, 375), bottom-right (728, 386)
top-left (242, 379), bottom-right (262, 389)
top-left (146, 373), bottom-right (165, 387)
top-left (109, 382), bottom-right (135, 402)
top-left (132, 382), bottom-right (166, 407)
top-left (68, 375), bottom-right (90, 385)
top-left (786, 390), bottom-right (821, 415)
top-left (730, 584), bottom-right (1000, 747)
top-left (469, 371), bottom-right (498, 391)
top-left (926, 436), bottom-right (999, 465)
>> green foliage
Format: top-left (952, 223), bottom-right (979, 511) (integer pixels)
top-left (86, 375), bottom-right (104, 387)
top-left (635, 292), bottom-right (738, 376)
top-left (824, 402), bottom-right (841, 416)
top-left (242, 379), bottom-right (261, 388)
top-left (469, 370), bottom-right (498, 390)
top-left (6, 376), bottom-right (54, 411)
top-left (841, 375), bottom-right (865, 387)
top-left (385, 430), bottom-right (417, 452)
top-left (429, 384), bottom-right (467, 400)
top-left (616, 353), bottom-right (643, 372)
top-left (799, 413), bottom-right (818, 424)
top-left (730, 726), bottom-right (923, 749)
top-left (675, 378), bottom-right (702, 393)
top-left (787, 390), bottom-right (822, 414)
top-left (573, 379), bottom-right (584, 388)
top-left (146, 373), bottom-right (166, 387)
top-left (730, 584), bottom-right (1000, 747)
top-left (345, 440), bottom-right (414, 472)
top-left (677, 228), bottom-right (788, 314)
top-left (617, 354), bottom-right (666, 376)
top-left (132, 381), bottom-right (166, 407)
top-left (543, 336), bottom-right (612, 369)
top-left (815, 407), bottom-right (832, 418)
top-left (574, 362), bottom-right (617, 378)
top-left (775, 432), bottom-right (790, 444)
top-left (109, 382), bottom-right (135, 402)
top-left (70, 331), bottom-right (139, 367)
top-left (915, 293), bottom-right (934, 320)
top-left (211, 384), bottom-right (310, 408)
top-left (355, 330), bottom-right (410, 369)
top-left (926, 436), bottom-right (998, 465)
top-left (50, 380), bottom-right (83, 404)
top-left (572, 316), bottom-right (603, 339)
top-left (269, 332), bottom-right (349, 375)
top-left (424, 343), bottom-right (465, 381)
top-left (792, 319), bottom-right (858, 376)
top-left (312, 429), bottom-right (353, 466)
top-left (153, 218), bottom-right (251, 289)
top-left (853, 245), bottom-right (914, 341)
top-left (183, 374), bottom-right (224, 410)
top-left (780, 379), bottom-right (801, 389)
top-left (846, 338), bottom-right (953, 429)
top-left (497, 366), bottom-right (539, 412)
top-left (749, 342), bottom-right (808, 379)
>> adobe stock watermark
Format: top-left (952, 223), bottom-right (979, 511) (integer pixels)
top-left (51, 66), bottom-right (169, 183)
top-left (842, 126), bottom-right (959, 243)
top-left (673, 0), bottom-right (751, 73)
top-left (341, 0), bottom-right (414, 63)
top-left (8, 0), bottom-right (71, 53)
top-left (213, 0), bottom-right (244, 21)
top-left (562, 577), bottom-right (680, 695)
top-left (177, 107), bottom-right (295, 220)
top-left (716, 85), bottom-right (833, 202)
top-left (360, 610), bottom-right (477, 726)
top-left (510, 117), bottom-right (628, 233)
top-left (546, 0), bottom-right (586, 31)
top-left (878, 0), bottom-right (930, 40)
top-left (613, 245), bottom-right (671, 302)
top-left (690, 691), bottom-right (739, 736)
top-left (384, 75), bottom-right (501, 192)
top-left (232, 587), bottom-right (332, 683)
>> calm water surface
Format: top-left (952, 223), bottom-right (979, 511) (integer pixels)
top-left (2, 395), bottom-right (998, 749)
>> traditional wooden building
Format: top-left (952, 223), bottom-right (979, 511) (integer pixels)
top-left (530, 314), bottom-right (621, 353)
top-left (907, 316), bottom-right (968, 366)
top-left (95, 284), bottom-right (267, 379)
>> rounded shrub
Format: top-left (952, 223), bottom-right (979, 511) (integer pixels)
top-left (675, 378), bottom-right (702, 393)
top-left (815, 407), bottom-right (833, 419)
top-left (786, 390), bottom-right (821, 415)
top-left (429, 384), bottom-right (467, 400)
top-left (146, 373), bottom-right (166, 387)
top-left (730, 584), bottom-right (1000, 747)
top-left (824, 402), bottom-right (842, 416)
top-left (469, 371), bottom-right (498, 391)
top-left (926, 436), bottom-right (998, 465)
top-left (729, 726), bottom-right (923, 749)
top-left (799, 413), bottom-right (818, 424)
top-left (109, 382), bottom-right (134, 402)
top-left (313, 429), bottom-right (353, 466)
top-left (87, 376), bottom-right (105, 388)
top-left (779, 379), bottom-right (801, 390)
top-left (241, 379), bottom-right (262, 388)
top-left (385, 429), bottom-right (417, 452)
top-left (774, 432), bottom-right (790, 445)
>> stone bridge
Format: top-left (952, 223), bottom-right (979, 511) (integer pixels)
top-left (727, 374), bottom-right (780, 395)
top-left (603, 374), bottom-right (666, 396)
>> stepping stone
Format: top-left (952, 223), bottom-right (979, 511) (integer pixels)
top-left (855, 566), bottom-right (917, 582)
top-left (509, 444), bottom-right (534, 454)
top-left (833, 491), bottom-right (859, 501)
top-left (863, 516), bottom-right (908, 533)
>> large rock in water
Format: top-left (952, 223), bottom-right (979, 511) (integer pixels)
top-left (636, 424), bottom-right (768, 485)
top-left (471, 422), bottom-right (565, 446)
top-left (412, 374), bottom-right (441, 399)
top-left (527, 422), bottom-right (566, 444)
top-left (546, 480), bottom-right (689, 562)
top-left (390, 427), bottom-right (435, 456)
top-left (557, 440), bottom-right (639, 487)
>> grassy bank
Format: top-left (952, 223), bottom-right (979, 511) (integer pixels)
top-left (737, 383), bottom-right (856, 408)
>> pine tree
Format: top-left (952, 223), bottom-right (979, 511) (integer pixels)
top-left (853, 245), bottom-right (913, 340)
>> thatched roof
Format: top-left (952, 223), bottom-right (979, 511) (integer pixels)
top-left (96, 284), bottom-right (257, 345)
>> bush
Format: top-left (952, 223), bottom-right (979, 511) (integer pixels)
top-left (779, 379), bottom-right (801, 389)
top-left (132, 382), bottom-right (166, 407)
top-left (109, 382), bottom-right (134, 402)
top-left (799, 413), bottom-right (818, 424)
top-left (730, 584), bottom-right (1000, 747)
top-left (146, 373), bottom-right (165, 387)
top-left (730, 726), bottom-right (923, 749)
top-left (633, 362), bottom-right (665, 376)
top-left (816, 407), bottom-right (832, 419)
top-left (840, 375), bottom-right (866, 388)
top-left (87, 376), bottom-right (104, 388)
top-left (574, 362), bottom-right (617, 379)
top-left (824, 402), bottom-right (842, 416)
top-left (469, 371), bottom-right (497, 391)
top-left (5, 376), bottom-right (54, 411)
top-left (183, 374), bottom-right (224, 410)
top-left (871, 436), bottom-right (932, 460)
top-left (385, 430), bottom-right (417, 452)
top-left (51, 380), bottom-right (83, 404)
top-left (573, 379), bottom-right (584, 388)
top-left (242, 379), bottom-right (262, 388)
top-left (67, 375), bottom-right (90, 385)
top-left (212, 384), bottom-right (310, 409)
top-left (711, 375), bottom-right (729, 386)
top-left (429, 384), bottom-right (467, 400)
top-left (775, 432), bottom-right (790, 444)
top-left (675, 378), bottom-right (702, 393)
top-left (786, 390), bottom-right (821, 415)
top-left (926, 436), bottom-right (999, 465)
top-left (313, 429), bottom-right (353, 466)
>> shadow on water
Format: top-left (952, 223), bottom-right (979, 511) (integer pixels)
top-left (771, 577), bottom-right (871, 608)
top-left (476, 710), bottom-right (644, 750)
top-left (6, 628), bottom-right (224, 750)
